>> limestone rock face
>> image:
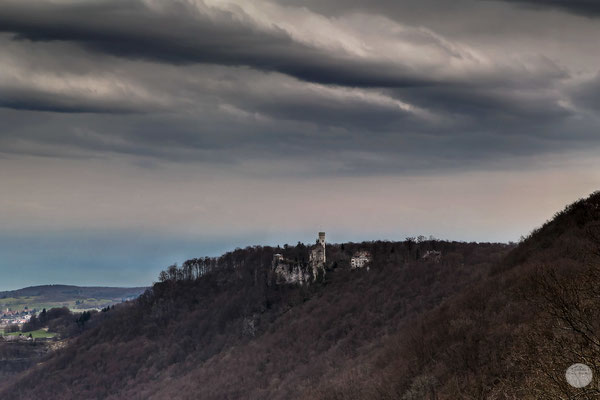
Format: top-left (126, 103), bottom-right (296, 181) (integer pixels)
top-left (422, 250), bottom-right (442, 263)
top-left (272, 255), bottom-right (311, 285)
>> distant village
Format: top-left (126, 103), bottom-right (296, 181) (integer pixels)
top-left (0, 309), bottom-right (32, 327)
top-left (1, 295), bottom-right (141, 341)
top-left (0, 309), bottom-right (34, 341)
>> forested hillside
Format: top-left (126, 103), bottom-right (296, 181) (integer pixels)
top-left (2, 192), bottom-right (600, 399)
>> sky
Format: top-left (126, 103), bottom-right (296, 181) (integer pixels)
top-left (1, 0), bottom-right (600, 290)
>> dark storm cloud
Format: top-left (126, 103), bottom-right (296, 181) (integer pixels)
top-left (497, 0), bottom-right (600, 17)
top-left (284, 0), bottom-right (600, 18)
top-left (0, 87), bottom-right (147, 114)
top-left (0, 0), bottom-right (563, 90)
top-left (571, 73), bottom-right (600, 111)
top-left (392, 85), bottom-right (571, 127)
top-left (0, 0), bottom-right (422, 88)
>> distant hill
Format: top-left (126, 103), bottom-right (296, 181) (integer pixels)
top-left (1, 191), bottom-right (599, 399)
top-left (0, 285), bottom-right (147, 312)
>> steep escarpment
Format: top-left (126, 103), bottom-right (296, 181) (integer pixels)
top-left (0, 341), bottom-right (54, 380)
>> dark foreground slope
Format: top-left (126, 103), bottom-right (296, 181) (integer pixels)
top-left (2, 192), bottom-right (600, 399)
top-left (312, 191), bottom-right (600, 400)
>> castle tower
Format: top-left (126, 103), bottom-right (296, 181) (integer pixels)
top-left (310, 232), bottom-right (326, 281)
top-left (318, 232), bottom-right (326, 263)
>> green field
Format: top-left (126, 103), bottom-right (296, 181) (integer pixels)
top-left (0, 295), bottom-right (114, 312)
top-left (1, 329), bottom-right (56, 339)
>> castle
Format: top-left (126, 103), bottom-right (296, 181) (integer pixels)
top-left (272, 232), bottom-right (379, 285)
top-left (272, 232), bottom-right (327, 285)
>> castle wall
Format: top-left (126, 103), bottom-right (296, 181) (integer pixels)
top-left (309, 232), bottom-right (326, 281)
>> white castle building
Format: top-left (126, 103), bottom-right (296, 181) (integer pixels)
top-left (350, 250), bottom-right (372, 270)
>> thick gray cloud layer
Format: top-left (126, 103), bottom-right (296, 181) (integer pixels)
top-left (1, 0), bottom-right (565, 89)
top-left (499, 0), bottom-right (600, 16)
top-left (0, 0), bottom-right (598, 175)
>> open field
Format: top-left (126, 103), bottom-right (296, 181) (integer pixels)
top-left (1, 329), bottom-right (56, 339)
top-left (0, 296), bottom-right (117, 312)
